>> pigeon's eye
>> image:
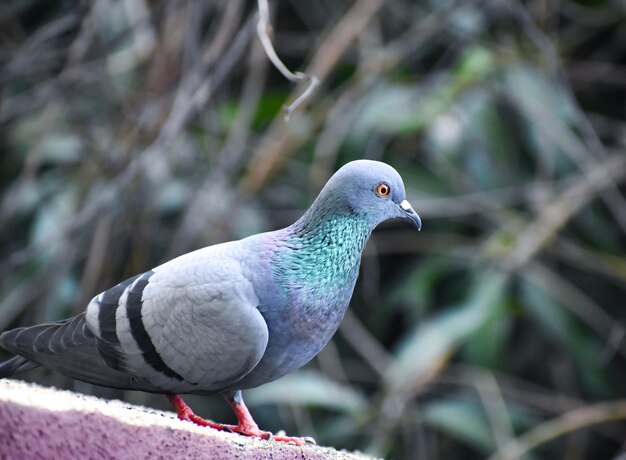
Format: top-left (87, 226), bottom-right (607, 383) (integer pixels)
top-left (376, 183), bottom-right (390, 197)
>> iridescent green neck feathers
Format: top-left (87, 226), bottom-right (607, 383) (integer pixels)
top-left (273, 213), bottom-right (373, 305)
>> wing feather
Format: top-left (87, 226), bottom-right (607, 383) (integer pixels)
top-left (1, 241), bottom-right (269, 395)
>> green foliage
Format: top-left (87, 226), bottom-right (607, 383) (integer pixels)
top-left (385, 272), bottom-right (508, 394)
top-left (1, 1), bottom-right (625, 459)
top-left (247, 370), bottom-right (366, 414)
top-left (423, 398), bottom-right (496, 453)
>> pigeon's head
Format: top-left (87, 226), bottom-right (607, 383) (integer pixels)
top-left (319, 160), bottom-right (421, 230)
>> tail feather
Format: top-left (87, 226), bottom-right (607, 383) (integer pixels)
top-left (0, 314), bottom-right (160, 393)
top-left (0, 355), bottom-right (39, 379)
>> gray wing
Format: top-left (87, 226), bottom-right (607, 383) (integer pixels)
top-left (85, 242), bottom-right (269, 394)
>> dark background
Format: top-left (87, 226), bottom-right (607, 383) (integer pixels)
top-left (1, 1), bottom-right (625, 458)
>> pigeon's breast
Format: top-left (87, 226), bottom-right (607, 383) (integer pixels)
top-left (234, 276), bottom-right (356, 390)
top-left (232, 219), bottom-right (371, 389)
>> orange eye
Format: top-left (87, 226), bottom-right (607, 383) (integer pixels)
top-left (376, 183), bottom-right (390, 197)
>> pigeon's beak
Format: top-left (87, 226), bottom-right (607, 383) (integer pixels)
top-left (399, 200), bottom-right (422, 231)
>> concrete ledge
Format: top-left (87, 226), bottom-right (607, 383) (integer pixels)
top-left (0, 379), bottom-right (372, 460)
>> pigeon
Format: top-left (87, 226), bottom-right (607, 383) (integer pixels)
top-left (0, 160), bottom-right (421, 445)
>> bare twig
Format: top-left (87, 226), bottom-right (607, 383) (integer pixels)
top-left (507, 0), bottom-right (626, 233)
top-left (548, 238), bottom-right (626, 287)
top-left (2, 11), bottom-right (82, 81)
top-left (201, 0), bottom-right (245, 69)
top-left (567, 61), bottom-right (626, 88)
top-left (339, 309), bottom-right (393, 376)
top-left (487, 400), bottom-right (626, 460)
top-left (75, 214), bottom-right (112, 312)
top-left (441, 365), bottom-right (585, 416)
top-left (474, 372), bottom-right (515, 452)
top-left (243, 0), bottom-right (387, 193)
top-left (168, 27), bottom-right (270, 256)
top-left (256, 0), bottom-right (319, 120)
top-left (310, 5), bottom-right (450, 188)
top-left (522, 262), bottom-right (626, 359)
top-left (501, 154), bottom-right (626, 271)
top-left (5, 14), bottom-right (256, 270)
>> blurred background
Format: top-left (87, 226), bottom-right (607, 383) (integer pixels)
top-left (1, 0), bottom-right (625, 458)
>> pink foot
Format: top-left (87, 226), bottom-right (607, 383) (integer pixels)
top-left (166, 394), bottom-right (314, 446)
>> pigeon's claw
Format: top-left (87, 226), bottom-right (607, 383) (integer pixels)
top-left (224, 424), bottom-right (308, 445)
top-left (225, 390), bottom-right (311, 445)
top-left (167, 393), bottom-right (312, 445)
top-left (270, 434), bottom-right (309, 446)
top-left (215, 423), bottom-right (308, 445)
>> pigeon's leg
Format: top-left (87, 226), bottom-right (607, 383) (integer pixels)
top-left (223, 390), bottom-right (313, 446)
top-left (167, 394), bottom-right (226, 430)
top-left (167, 393), bottom-right (313, 446)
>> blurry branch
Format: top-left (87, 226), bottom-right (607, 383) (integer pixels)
top-left (0, 267), bottom-right (51, 332)
top-left (0, 2), bottom-right (160, 122)
top-left (0, 242), bottom-right (81, 331)
top-left (487, 400), bottom-right (626, 460)
top-left (412, 175), bottom-right (592, 219)
top-left (401, 152), bottom-right (625, 224)
top-left (373, 231), bottom-right (477, 260)
top-left (567, 61), bottom-right (626, 88)
top-left (161, 4), bottom-right (249, 147)
top-left (558, 0), bottom-right (623, 26)
top-left (257, 0), bottom-right (319, 121)
top-left (506, 0), bottom-right (559, 74)
top-left (374, 155), bottom-right (626, 264)
top-left (2, 11), bottom-right (82, 81)
top-left (441, 366), bottom-right (585, 416)
top-left (76, 215), bottom-right (112, 312)
top-left (305, 0), bottom-right (384, 84)
top-left (474, 372), bottom-right (514, 452)
top-left (168, 30), bottom-right (270, 256)
top-left (316, 340), bottom-right (349, 384)
top-left (310, 5), bottom-right (451, 187)
top-left (243, 0), bottom-right (386, 193)
top-left (500, 154), bottom-right (626, 271)
top-left (509, 0), bottom-right (626, 234)
top-left (242, 0), bottom-right (462, 193)
top-left (339, 309), bottom-right (392, 376)
top-left (365, 273), bottom-right (509, 455)
top-left (523, 262), bottom-right (626, 359)
top-left (6, 11), bottom-right (256, 270)
top-left (66, 4), bottom-right (96, 65)
top-left (548, 238), bottom-right (626, 287)
top-left (115, 0), bottom-right (156, 70)
top-left (484, 154), bottom-right (626, 358)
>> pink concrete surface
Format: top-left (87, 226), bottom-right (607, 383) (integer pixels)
top-left (0, 400), bottom-right (343, 459)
